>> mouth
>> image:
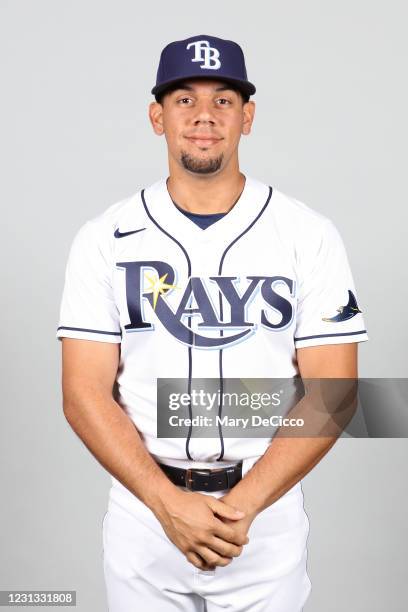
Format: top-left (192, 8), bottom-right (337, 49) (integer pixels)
top-left (185, 136), bottom-right (223, 147)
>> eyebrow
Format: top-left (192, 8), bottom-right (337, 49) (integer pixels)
top-left (172, 83), bottom-right (235, 93)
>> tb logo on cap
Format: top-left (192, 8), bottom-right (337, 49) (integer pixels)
top-left (186, 40), bottom-right (221, 70)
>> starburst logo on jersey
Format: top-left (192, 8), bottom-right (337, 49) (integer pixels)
top-left (322, 289), bottom-right (362, 322)
top-left (144, 272), bottom-right (180, 310)
top-left (116, 260), bottom-right (296, 349)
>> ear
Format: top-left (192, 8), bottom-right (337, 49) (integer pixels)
top-left (149, 101), bottom-right (165, 136)
top-left (242, 100), bottom-right (255, 136)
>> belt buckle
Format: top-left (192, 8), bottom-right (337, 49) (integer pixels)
top-left (185, 468), bottom-right (194, 490)
top-left (185, 467), bottom-right (212, 490)
top-left (184, 465), bottom-right (240, 491)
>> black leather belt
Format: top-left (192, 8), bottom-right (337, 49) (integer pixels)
top-left (159, 461), bottom-right (243, 492)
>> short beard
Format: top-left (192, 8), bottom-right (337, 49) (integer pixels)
top-left (180, 150), bottom-right (224, 175)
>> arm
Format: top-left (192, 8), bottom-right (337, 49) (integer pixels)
top-left (61, 337), bottom-right (176, 510)
top-left (221, 343), bottom-right (358, 525)
top-left (60, 337), bottom-right (248, 569)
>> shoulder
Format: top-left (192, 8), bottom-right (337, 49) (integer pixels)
top-left (247, 177), bottom-right (349, 266)
top-left (264, 183), bottom-right (345, 252)
top-left (69, 187), bottom-right (147, 251)
top-left (248, 174), bottom-right (332, 230)
top-left (88, 188), bottom-right (145, 234)
top-left (269, 185), bottom-right (333, 232)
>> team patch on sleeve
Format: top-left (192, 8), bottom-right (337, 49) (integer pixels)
top-left (321, 289), bottom-right (362, 323)
top-left (294, 219), bottom-right (369, 348)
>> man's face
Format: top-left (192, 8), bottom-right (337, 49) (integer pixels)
top-left (149, 79), bottom-right (255, 176)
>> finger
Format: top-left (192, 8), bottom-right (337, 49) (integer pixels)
top-left (186, 551), bottom-right (208, 570)
top-left (213, 520), bottom-right (249, 546)
top-left (208, 536), bottom-right (243, 558)
top-left (196, 545), bottom-right (233, 568)
top-left (208, 498), bottom-right (245, 520)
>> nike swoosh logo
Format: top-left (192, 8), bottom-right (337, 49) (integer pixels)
top-left (114, 227), bottom-right (146, 238)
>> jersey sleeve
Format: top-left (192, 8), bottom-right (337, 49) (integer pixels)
top-left (294, 218), bottom-right (369, 349)
top-left (56, 220), bottom-right (122, 343)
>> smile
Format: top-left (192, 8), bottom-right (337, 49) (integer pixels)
top-left (186, 137), bottom-right (222, 147)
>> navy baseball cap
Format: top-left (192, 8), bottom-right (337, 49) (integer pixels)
top-left (151, 34), bottom-right (256, 99)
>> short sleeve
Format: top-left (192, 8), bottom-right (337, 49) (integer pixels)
top-left (56, 220), bottom-right (122, 343)
top-left (294, 219), bottom-right (369, 348)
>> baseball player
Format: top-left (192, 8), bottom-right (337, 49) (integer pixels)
top-left (56, 34), bottom-right (369, 611)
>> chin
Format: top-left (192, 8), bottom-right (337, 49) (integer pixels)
top-left (180, 150), bottom-right (224, 175)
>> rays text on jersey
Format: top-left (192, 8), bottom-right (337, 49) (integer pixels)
top-left (116, 260), bottom-right (296, 349)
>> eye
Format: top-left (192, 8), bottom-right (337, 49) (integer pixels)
top-left (216, 98), bottom-right (232, 105)
top-left (177, 97), bottom-right (192, 104)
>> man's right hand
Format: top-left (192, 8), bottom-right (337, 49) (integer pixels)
top-left (152, 488), bottom-right (250, 570)
top-left (59, 339), bottom-right (249, 570)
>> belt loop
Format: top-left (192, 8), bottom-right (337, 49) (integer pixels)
top-left (226, 461), bottom-right (242, 488)
top-left (226, 466), bottom-right (234, 489)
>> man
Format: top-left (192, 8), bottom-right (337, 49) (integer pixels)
top-left (56, 34), bottom-right (368, 611)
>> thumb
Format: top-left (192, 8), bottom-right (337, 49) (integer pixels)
top-left (209, 498), bottom-right (245, 520)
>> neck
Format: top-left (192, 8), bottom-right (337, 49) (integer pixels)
top-left (166, 164), bottom-right (246, 215)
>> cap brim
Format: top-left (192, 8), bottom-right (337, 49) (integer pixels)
top-left (151, 74), bottom-right (256, 98)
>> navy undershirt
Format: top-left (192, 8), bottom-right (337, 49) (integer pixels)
top-left (172, 200), bottom-right (227, 229)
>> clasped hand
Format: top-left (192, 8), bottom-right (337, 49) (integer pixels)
top-left (155, 488), bottom-right (257, 570)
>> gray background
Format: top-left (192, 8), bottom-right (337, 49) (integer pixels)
top-left (1, 0), bottom-right (407, 610)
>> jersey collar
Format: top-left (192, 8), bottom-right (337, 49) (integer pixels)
top-left (140, 173), bottom-right (272, 249)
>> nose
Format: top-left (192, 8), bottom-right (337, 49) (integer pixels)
top-left (192, 98), bottom-right (216, 125)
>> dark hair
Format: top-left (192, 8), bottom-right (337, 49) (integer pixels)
top-left (155, 82), bottom-right (250, 106)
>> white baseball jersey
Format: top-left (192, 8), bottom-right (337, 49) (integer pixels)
top-left (56, 174), bottom-right (369, 471)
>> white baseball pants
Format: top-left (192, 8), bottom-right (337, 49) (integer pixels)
top-left (102, 473), bottom-right (311, 611)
